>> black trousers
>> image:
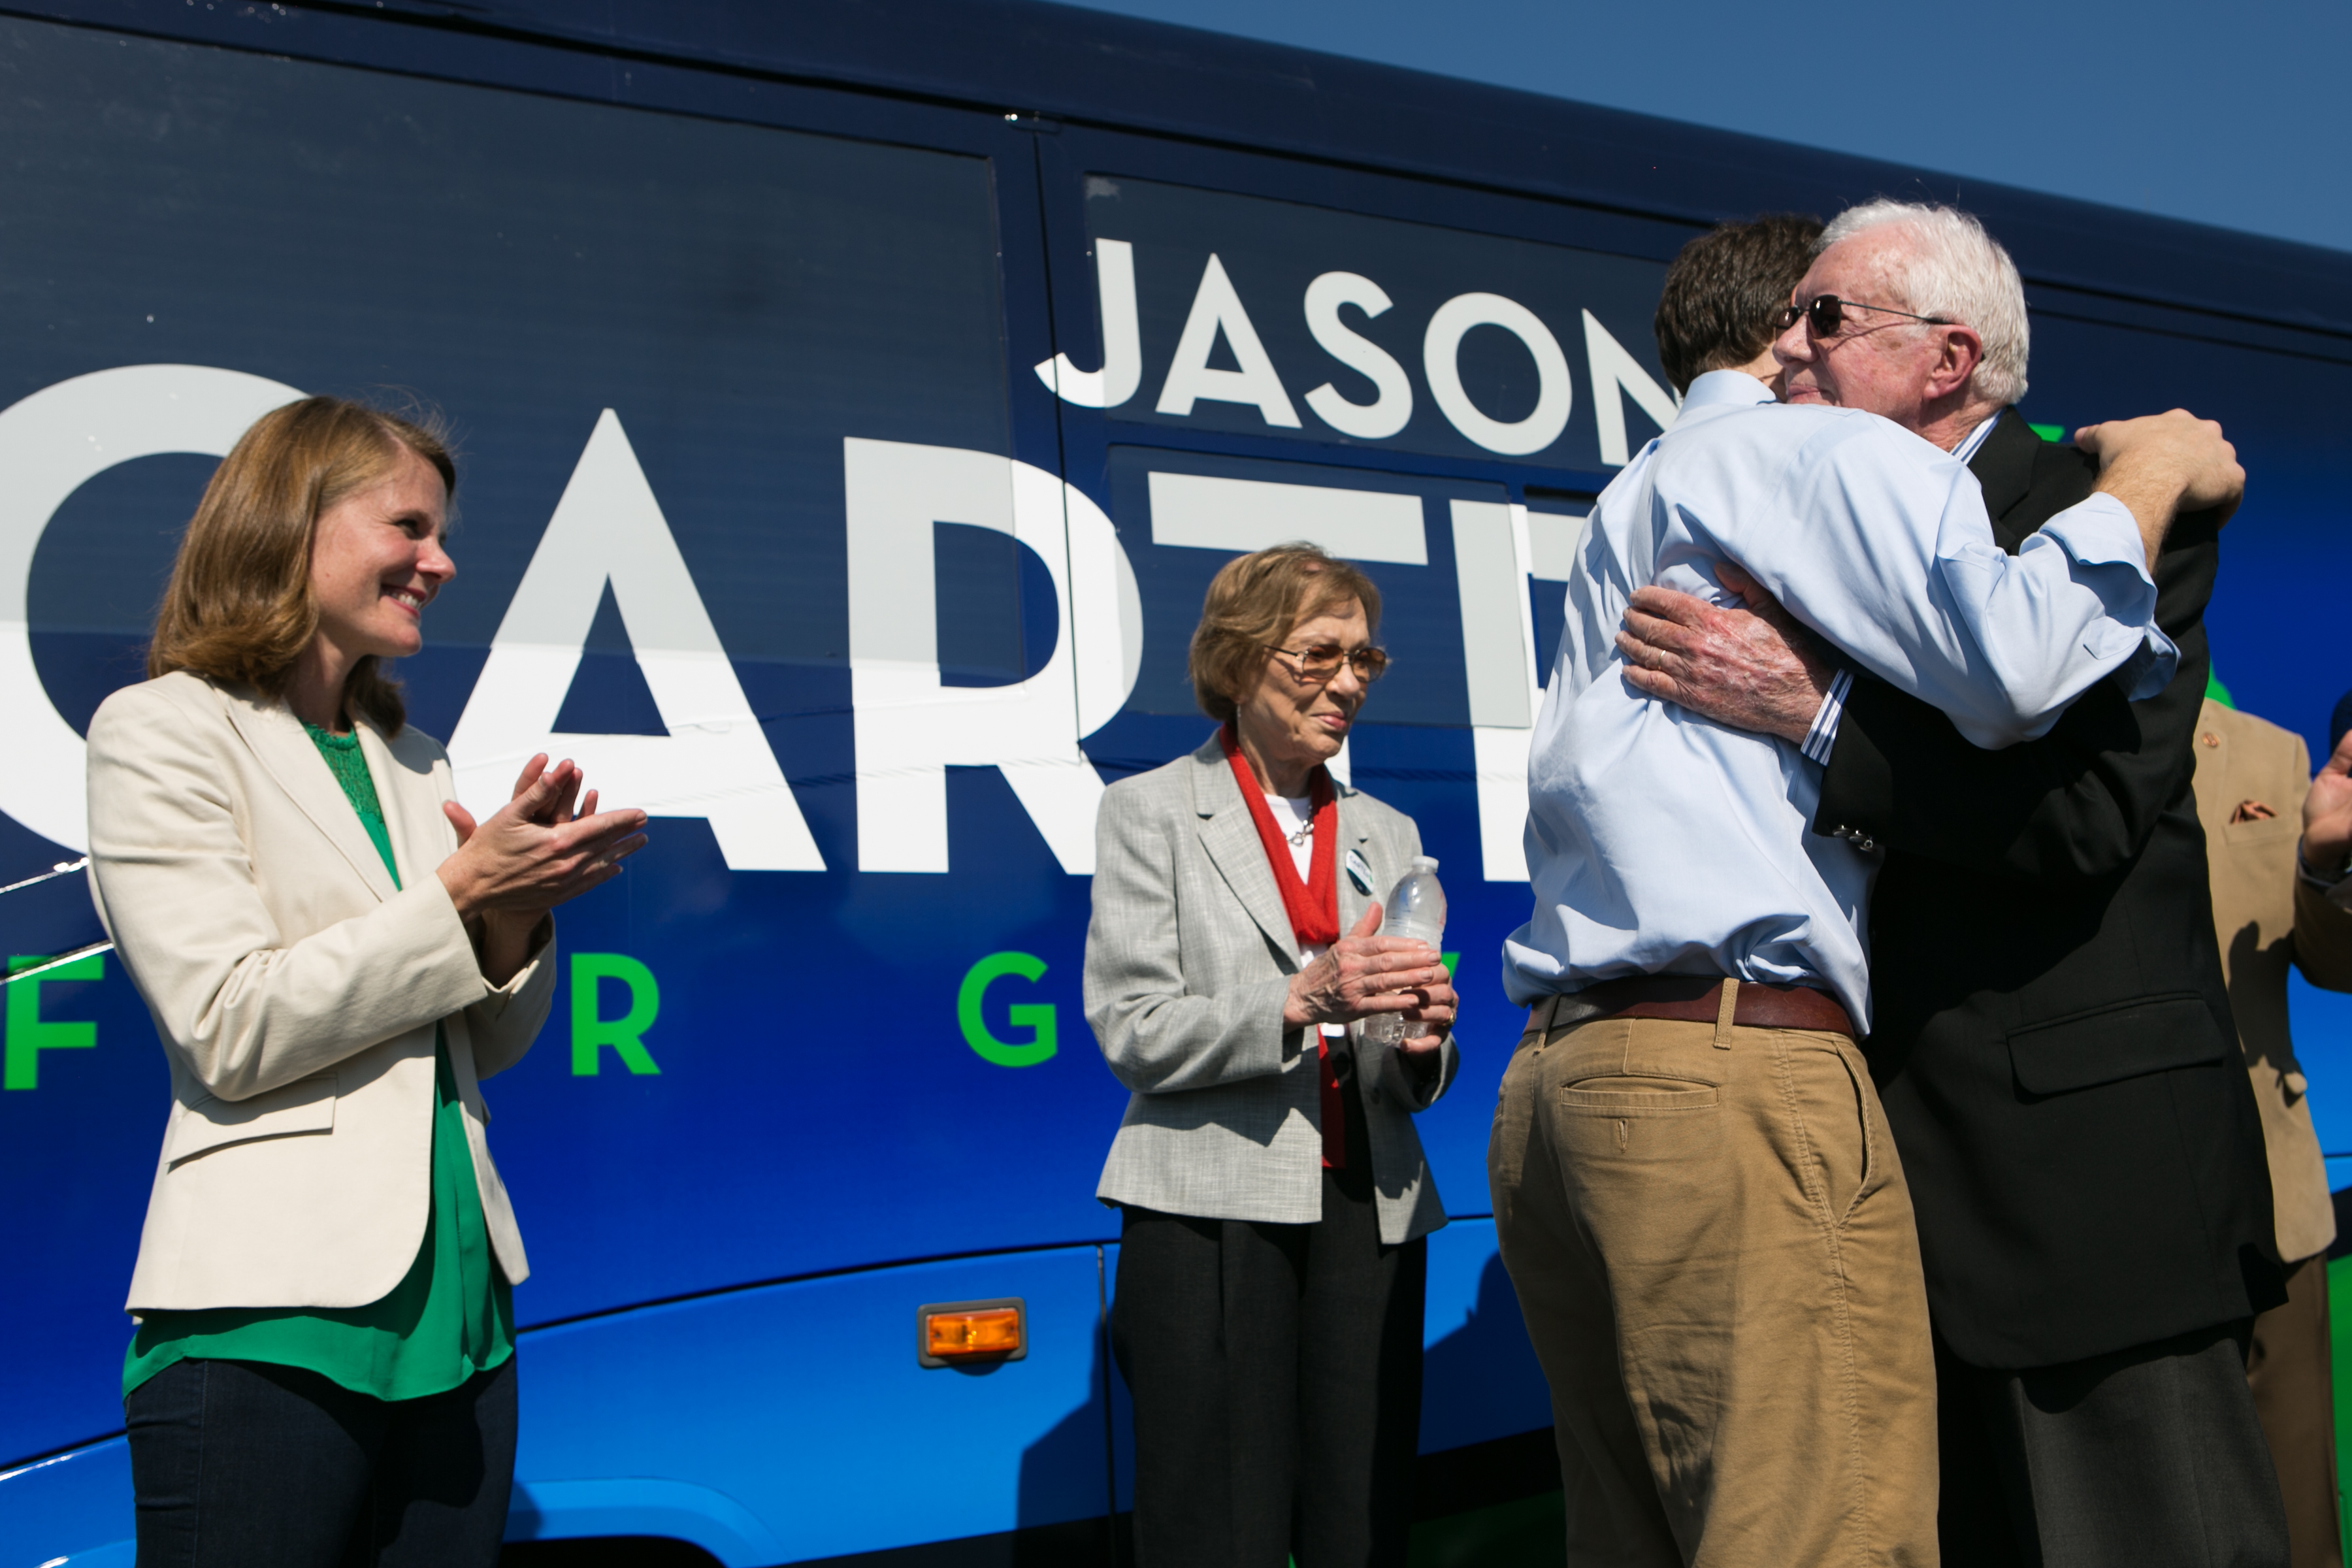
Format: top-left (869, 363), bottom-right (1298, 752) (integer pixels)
top-left (125, 1355), bottom-right (517, 1567)
top-left (1938, 1320), bottom-right (2291, 1568)
top-left (1111, 1081), bottom-right (1426, 1568)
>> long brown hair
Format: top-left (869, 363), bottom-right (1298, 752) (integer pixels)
top-left (147, 396), bottom-right (456, 734)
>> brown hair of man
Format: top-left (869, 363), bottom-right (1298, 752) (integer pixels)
top-left (1187, 542), bottom-right (1383, 723)
top-left (1653, 214), bottom-right (1826, 394)
top-left (148, 395), bottom-right (457, 735)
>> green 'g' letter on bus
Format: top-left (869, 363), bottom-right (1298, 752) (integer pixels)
top-left (957, 952), bottom-right (1056, 1068)
top-left (572, 953), bottom-right (661, 1076)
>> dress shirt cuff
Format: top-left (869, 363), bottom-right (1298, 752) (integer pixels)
top-left (2031, 495), bottom-right (2179, 699)
top-left (1800, 668), bottom-right (1855, 766)
top-left (2300, 846), bottom-right (2352, 894)
top-left (2037, 492), bottom-right (2152, 576)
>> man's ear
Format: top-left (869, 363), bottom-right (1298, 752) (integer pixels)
top-left (1925, 325), bottom-right (1985, 402)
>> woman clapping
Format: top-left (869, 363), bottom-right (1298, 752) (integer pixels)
top-left (89, 397), bottom-right (646, 1566)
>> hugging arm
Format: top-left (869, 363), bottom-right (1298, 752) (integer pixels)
top-left (1817, 536), bottom-right (2213, 878)
top-left (1629, 413), bottom-right (2240, 878)
top-left (1627, 519), bottom-right (2217, 879)
top-left (1810, 417), bottom-right (2237, 874)
top-left (1688, 421), bottom-right (2172, 749)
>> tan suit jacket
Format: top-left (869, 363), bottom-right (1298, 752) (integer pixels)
top-left (86, 671), bottom-right (557, 1313)
top-left (2192, 698), bottom-right (2352, 1263)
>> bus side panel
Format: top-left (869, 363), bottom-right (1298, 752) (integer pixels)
top-left (511, 1250), bottom-right (1110, 1563)
top-left (0, 14), bottom-right (1128, 1473)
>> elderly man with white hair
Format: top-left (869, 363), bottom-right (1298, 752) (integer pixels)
top-left (1491, 205), bottom-right (2278, 1566)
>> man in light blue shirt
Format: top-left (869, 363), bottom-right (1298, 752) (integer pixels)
top-left (1487, 212), bottom-right (2245, 1566)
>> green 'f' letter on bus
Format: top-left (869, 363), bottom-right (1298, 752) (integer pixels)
top-left (572, 953), bottom-right (662, 1077)
top-left (957, 952), bottom-right (1057, 1068)
top-left (5, 953), bottom-right (103, 1090)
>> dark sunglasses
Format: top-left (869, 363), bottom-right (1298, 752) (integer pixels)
top-left (1777, 295), bottom-right (1950, 338)
top-left (1266, 642), bottom-right (1389, 685)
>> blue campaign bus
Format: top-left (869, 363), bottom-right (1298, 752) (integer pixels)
top-left (3, 1), bottom-right (2350, 1561)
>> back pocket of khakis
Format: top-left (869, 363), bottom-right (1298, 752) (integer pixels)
top-left (1571, 1081), bottom-right (1722, 1114)
top-left (1560, 1078), bottom-right (1722, 1112)
top-left (1556, 1077), bottom-right (1721, 1163)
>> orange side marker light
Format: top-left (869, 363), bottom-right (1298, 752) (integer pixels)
top-left (916, 1298), bottom-right (1027, 1368)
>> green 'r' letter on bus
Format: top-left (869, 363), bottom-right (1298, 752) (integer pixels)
top-left (572, 953), bottom-right (662, 1076)
top-left (957, 952), bottom-right (1057, 1068)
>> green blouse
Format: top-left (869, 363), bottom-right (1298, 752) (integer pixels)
top-left (123, 723), bottom-right (515, 1402)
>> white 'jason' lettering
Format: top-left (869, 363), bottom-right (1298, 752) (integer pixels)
top-left (1154, 253), bottom-right (1301, 429)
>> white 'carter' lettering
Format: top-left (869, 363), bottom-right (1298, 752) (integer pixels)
top-left (447, 410), bottom-right (828, 872)
top-left (843, 438), bottom-right (1139, 875)
top-left (0, 364), bottom-right (304, 852)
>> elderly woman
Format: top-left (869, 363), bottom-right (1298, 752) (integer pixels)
top-left (1087, 542), bottom-right (1460, 1568)
top-left (88, 397), bottom-right (647, 1566)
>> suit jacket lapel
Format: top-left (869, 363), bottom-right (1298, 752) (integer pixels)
top-left (221, 685), bottom-right (400, 904)
top-left (1188, 740), bottom-right (1303, 968)
top-left (1967, 407), bottom-right (2042, 547)
top-left (1334, 785), bottom-right (1375, 935)
top-left (360, 719), bottom-right (453, 895)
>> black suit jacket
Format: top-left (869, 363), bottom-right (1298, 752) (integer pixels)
top-left (1818, 408), bottom-right (2282, 1369)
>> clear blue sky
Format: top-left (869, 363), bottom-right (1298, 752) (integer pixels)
top-left (1047, 0), bottom-right (2351, 257)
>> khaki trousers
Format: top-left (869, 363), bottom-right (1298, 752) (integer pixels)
top-left (2248, 1252), bottom-right (2341, 1568)
top-left (1488, 1001), bottom-right (1938, 1567)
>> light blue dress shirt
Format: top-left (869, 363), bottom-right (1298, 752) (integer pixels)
top-left (1501, 372), bottom-right (2178, 1028)
top-left (1799, 411), bottom-right (2003, 762)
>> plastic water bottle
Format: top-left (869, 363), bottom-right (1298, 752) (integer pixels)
top-left (1363, 856), bottom-right (1446, 1047)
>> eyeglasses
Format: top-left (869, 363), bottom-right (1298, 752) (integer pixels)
top-left (1777, 295), bottom-right (1950, 338)
top-left (1266, 642), bottom-right (1389, 685)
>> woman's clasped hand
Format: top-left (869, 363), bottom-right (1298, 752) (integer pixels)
top-left (1281, 902), bottom-right (1456, 1053)
top-left (436, 753), bottom-right (649, 985)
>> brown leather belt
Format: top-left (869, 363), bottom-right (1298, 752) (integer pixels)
top-left (1525, 975), bottom-right (1856, 1041)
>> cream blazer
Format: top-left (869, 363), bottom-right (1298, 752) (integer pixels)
top-left (86, 671), bottom-right (557, 1313)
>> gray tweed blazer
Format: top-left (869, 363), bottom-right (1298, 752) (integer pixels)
top-left (1085, 735), bottom-right (1456, 1245)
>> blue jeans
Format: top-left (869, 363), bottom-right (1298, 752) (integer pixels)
top-left (125, 1356), bottom-right (516, 1567)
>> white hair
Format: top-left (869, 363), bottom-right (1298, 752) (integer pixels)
top-left (1819, 200), bottom-right (2029, 406)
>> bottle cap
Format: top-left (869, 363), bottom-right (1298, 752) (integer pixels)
top-left (1411, 855), bottom-right (1439, 872)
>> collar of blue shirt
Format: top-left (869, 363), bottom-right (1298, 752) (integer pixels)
top-left (1675, 368), bottom-right (1776, 426)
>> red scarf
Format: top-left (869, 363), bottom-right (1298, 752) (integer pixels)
top-left (1221, 724), bottom-right (1347, 1167)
